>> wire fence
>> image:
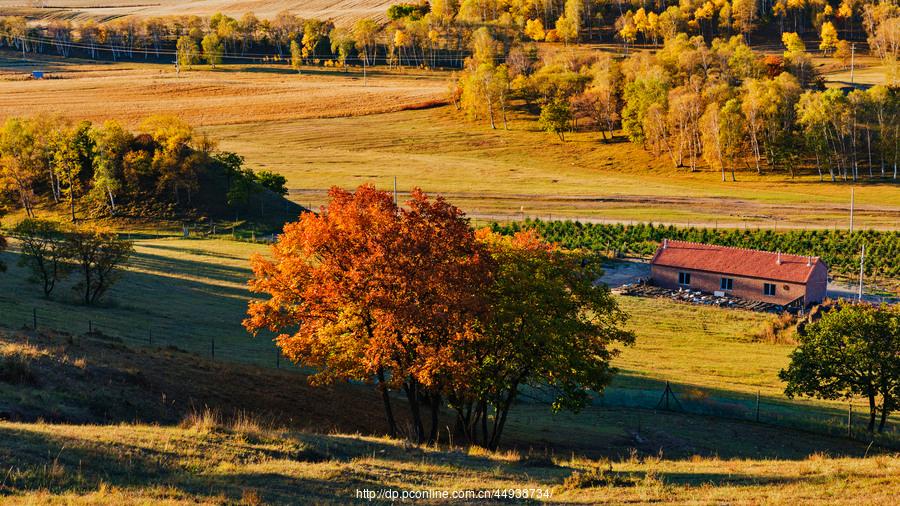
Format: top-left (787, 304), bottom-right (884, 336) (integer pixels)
top-left (3, 304), bottom-right (898, 448)
top-left (1, 305), bottom-right (292, 372)
top-left (522, 381), bottom-right (900, 448)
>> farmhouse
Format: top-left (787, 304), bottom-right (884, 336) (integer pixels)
top-left (650, 240), bottom-right (828, 307)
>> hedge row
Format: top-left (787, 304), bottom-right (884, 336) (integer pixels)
top-left (491, 220), bottom-right (900, 281)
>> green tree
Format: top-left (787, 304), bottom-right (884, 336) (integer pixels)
top-left (290, 40), bottom-right (302, 72)
top-left (780, 304), bottom-right (900, 433)
top-left (330, 28), bottom-right (355, 68)
top-left (621, 70), bottom-right (669, 144)
top-left (64, 225), bottom-right (133, 305)
top-left (89, 120), bottom-right (131, 214)
top-left (255, 170), bottom-right (288, 196)
top-left (555, 0), bottom-right (583, 45)
top-left (52, 121), bottom-right (94, 223)
top-left (453, 230), bottom-right (634, 449)
top-left (539, 99), bottom-right (573, 141)
top-left (201, 33), bottom-right (224, 68)
top-left (176, 35), bottom-right (199, 69)
top-left (12, 218), bottom-right (70, 297)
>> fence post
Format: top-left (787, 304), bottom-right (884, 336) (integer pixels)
top-left (756, 390), bottom-right (760, 423)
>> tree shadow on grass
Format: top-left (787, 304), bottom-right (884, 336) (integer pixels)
top-left (0, 424), bottom-right (567, 504)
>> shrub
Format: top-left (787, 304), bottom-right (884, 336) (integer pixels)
top-left (0, 352), bottom-right (37, 385)
top-left (561, 462), bottom-right (636, 489)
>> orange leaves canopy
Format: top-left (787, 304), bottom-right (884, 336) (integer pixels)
top-left (244, 185), bottom-right (488, 388)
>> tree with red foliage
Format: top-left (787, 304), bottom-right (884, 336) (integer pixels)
top-left (244, 185), bottom-right (487, 443)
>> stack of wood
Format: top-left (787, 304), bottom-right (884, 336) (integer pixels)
top-left (613, 283), bottom-right (784, 312)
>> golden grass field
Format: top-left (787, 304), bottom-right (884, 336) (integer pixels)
top-left (2, 419), bottom-right (898, 505)
top-left (0, 0), bottom-right (394, 24)
top-left (0, 52), bottom-right (898, 228)
top-left (0, 61), bottom-right (447, 127)
top-left (1, 326), bottom-right (898, 503)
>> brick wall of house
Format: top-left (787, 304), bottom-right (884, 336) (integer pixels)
top-left (805, 262), bottom-right (828, 304)
top-left (650, 265), bottom-right (812, 305)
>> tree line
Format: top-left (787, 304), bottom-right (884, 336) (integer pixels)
top-left (243, 185), bottom-right (634, 448)
top-left (493, 220), bottom-right (900, 282)
top-left (0, 116), bottom-right (288, 223)
top-left (2, 1), bottom-right (895, 70)
top-left (454, 23), bottom-right (899, 180)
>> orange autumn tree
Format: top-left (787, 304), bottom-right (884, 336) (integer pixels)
top-left (391, 189), bottom-right (490, 443)
top-left (243, 185), bottom-right (487, 443)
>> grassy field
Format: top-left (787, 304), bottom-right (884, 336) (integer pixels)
top-left (0, 235), bottom-right (275, 367)
top-left (1, 419), bottom-right (898, 504)
top-left (1, 328), bottom-right (898, 504)
top-left (209, 106), bottom-right (900, 229)
top-left (0, 0), bottom-right (394, 24)
top-left (0, 59), bottom-right (447, 127)
top-left (1, 235), bottom-right (896, 448)
top-left (1, 54), bottom-right (897, 228)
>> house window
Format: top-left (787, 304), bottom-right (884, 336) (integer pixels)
top-left (720, 277), bottom-right (734, 290)
top-left (763, 283), bottom-right (776, 296)
top-left (678, 272), bottom-right (691, 286)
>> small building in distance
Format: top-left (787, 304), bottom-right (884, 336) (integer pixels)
top-left (650, 240), bottom-right (828, 307)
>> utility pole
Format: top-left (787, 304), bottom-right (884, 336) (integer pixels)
top-left (849, 187), bottom-right (854, 233)
top-left (858, 244), bottom-right (865, 301)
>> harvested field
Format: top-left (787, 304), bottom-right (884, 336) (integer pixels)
top-left (0, 0), bottom-right (395, 24)
top-left (0, 60), bottom-right (447, 127)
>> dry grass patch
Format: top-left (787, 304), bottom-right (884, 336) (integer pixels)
top-left (0, 0), bottom-right (395, 25)
top-left (0, 61), bottom-right (448, 127)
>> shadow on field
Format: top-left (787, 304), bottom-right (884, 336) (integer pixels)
top-left (0, 424), bottom-right (344, 503)
top-left (0, 424), bottom-right (561, 504)
top-left (127, 249), bottom-right (251, 288)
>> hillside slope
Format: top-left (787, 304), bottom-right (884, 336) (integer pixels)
top-left (0, 329), bottom-right (395, 434)
top-left (1, 329), bottom-right (899, 503)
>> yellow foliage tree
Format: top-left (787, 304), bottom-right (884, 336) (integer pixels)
top-left (819, 21), bottom-right (839, 55)
top-left (524, 18), bottom-right (545, 41)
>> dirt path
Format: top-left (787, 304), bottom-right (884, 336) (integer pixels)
top-left (290, 188), bottom-right (900, 231)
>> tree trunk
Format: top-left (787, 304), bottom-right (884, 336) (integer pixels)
top-left (377, 367), bottom-right (397, 438)
top-left (867, 393), bottom-right (876, 433)
top-left (428, 392), bottom-right (441, 444)
top-left (878, 402), bottom-right (889, 433)
top-left (404, 378), bottom-right (425, 444)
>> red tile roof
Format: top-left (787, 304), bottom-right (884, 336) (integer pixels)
top-left (650, 240), bottom-right (825, 284)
